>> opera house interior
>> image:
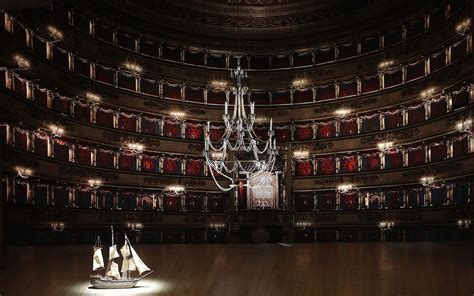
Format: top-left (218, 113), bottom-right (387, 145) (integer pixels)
top-left (0, 0), bottom-right (473, 295)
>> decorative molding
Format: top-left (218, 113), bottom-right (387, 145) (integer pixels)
top-left (142, 176), bottom-right (207, 186)
top-left (313, 175), bottom-right (379, 186)
top-left (57, 166), bottom-right (120, 181)
top-left (102, 131), bottom-right (161, 147)
top-left (360, 128), bottom-right (420, 145)
top-left (401, 162), bottom-right (464, 179)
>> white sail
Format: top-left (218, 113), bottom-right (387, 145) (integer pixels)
top-left (109, 245), bottom-right (120, 260)
top-left (106, 261), bottom-right (121, 280)
top-left (120, 244), bottom-right (136, 273)
top-left (130, 245), bottom-right (151, 276)
top-left (92, 247), bottom-right (104, 271)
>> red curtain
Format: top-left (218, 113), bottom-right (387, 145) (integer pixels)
top-left (163, 195), bottom-right (180, 211)
top-left (33, 87), bottom-right (49, 107)
top-left (96, 109), bottom-right (114, 127)
top-left (340, 119), bottom-right (358, 136)
top-left (210, 126), bottom-right (225, 141)
top-left (118, 114), bottom-right (137, 131)
top-left (97, 150), bottom-right (115, 168)
top-left (407, 106), bottom-right (425, 124)
top-left (207, 90), bottom-right (226, 105)
top-left (316, 85), bottom-right (335, 101)
top-left (317, 157), bottom-right (336, 175)
top-left (295, 193), bottom-right (314, 211)
top-left (163, 157), bottom-right (181, 174)
top-left (453, 136), bottom-right (468, 157)
top-left (384, 110), bottom-right (403, 129)
top-left (275, 127), bottom-right (291, 142)
top-left (186, 159), bottom-right (203, 176)
top-left (293, 89), bottom-right (313, 103)
top-left (408, 148), bottom-right (425, 166)
top-left (340, 193), bottom-right (358, 210)
top-left (294, 125), bottom-right (313, 141)
top-left (317, 191), bottom-right (336, 211)
top-left (317, 123), bottom-right (335, 138)
top-left (429, 51), bottom-right (446, 73)
top-left (76, 146), bottom-right (91, 165)
top-left (185, 122), bottom-right (204, 140)
top-left (361, 75), bottom-right (380, 93)
top-left (140, 78), bottom-right (160, 97)
top-left (141, 117), bottom-right (160, 135)
top-left (185, 87), bottom-right (204, 103)
top-left (53, 96), bottom-right (71, 115)
top-left (339, 80), bottom-right (357, 97)
top-left (118, 153), bottom-right (136, 170)
top-left (384, 150), bottom-right (403, 169)
top-left (33, 135), bottom-right (48, 156)
top-left (251, 92), bottom-right (270, 105)
top-left (431, 143), bottom-right (447, 162)
top-left (406, 60), bottom-right (425, 81)
top-left (163, 121), bottom-right (181, 138)
top-left (74, 102), bottom-right (91, 122)
top-left (163, 84), bottom-right (181, 100)
top-left (295, 160), bottom-right (313, 176)
top-left (340, 156), bottom-right (358, 173)
top-left (53, 187), bottom-right (69, 208)
top-left (53, 141), bottom-right (69, 161)
top-left (362, 153), bottom-right (380, 171)
top-left (384, 68), bottom-right (402, 88)
top-left (141, 155), bottom-right (159, 172)
top-left (14, 129), bottom-right (28, 150)
top-left (272, 91), bottom-right (291, 105)
top-left (95, 65), bottom-right (115, 85)
top-left (186, 195), bottom-right (204, 212)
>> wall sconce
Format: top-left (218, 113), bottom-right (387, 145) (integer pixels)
top-left (15, 166), bottom-right (32, 179)
top-left (165, 185), bottom-right (185, 195)
top-left (211, 80), bottom-right (228, 89)
top-left (85, 92), bottom-right (101, 102)
top-left (455, 18), bottom-right (471, 35)
top-left (126, 142), bottom-right (144, 154)
top-left (49, 124), bottom-right (64, 138)
top-left (209, 223), bottom-right (226, 230)
top-left (420, 87), bottom-right (436, 98)
top-left (420, 176), bottom-right (435, 187)
top-left (123, 62), bottom-right (142, 73)
top-left (87, 179), bottom-right (102, 188)
top-left (13, 54), bottom-right (31, 70)
top-left (377, 141), bottom-right (394, 152)
top-left (293, 150), bottom-right (310, 159)
top-left (334, 108), bottom-right (351, 117)
top-left (169, 111), bottom-right (186, 119)
top-left (457, 219), bottom-right (472, 229)
top-left (51, 222), bottom-right (65, 232)
top-left (378, 221), bottom-right (394, 231)
top-left (378, 60), bottom-right (394, 70)
top-left (456, 118), bottom-right (472, 134)
top-left (292, 78), bottom-right (308, 88)
top-left (295, 221), bottom-right (312, 228)
top-left (337, 184), bottom-right (353, 193)
top-left (46, 25), bottom-right (64, 42)
top-left (127, 222), bottom-right (144, 232)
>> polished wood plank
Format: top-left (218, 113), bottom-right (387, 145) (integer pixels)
top-left (0, 243), bottom-right (473, 296)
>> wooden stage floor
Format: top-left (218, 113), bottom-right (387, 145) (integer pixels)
top-left (0, 243), bottom-right (473, 296)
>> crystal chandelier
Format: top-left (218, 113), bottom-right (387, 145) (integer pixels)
top-left (204, 61), bottom-right (278, 191)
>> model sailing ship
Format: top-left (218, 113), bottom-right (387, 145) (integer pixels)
top-left (90, 226), bottom-right (152, 289)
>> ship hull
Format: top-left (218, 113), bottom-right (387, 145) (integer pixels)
top-left (90, 275), bottom-right (140, 289)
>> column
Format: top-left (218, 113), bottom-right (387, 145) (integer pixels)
top-left (0, 171), bottom-right (5, 268)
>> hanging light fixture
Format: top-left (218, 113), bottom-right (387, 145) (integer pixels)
top-left (203, 61), bottom-right (278, 191)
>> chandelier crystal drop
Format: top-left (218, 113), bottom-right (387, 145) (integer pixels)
top-left (203, 61), bottom-right (278, 191)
